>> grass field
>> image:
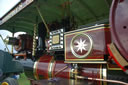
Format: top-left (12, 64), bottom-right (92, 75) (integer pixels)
top-left (18, 73), bottom-right (30, 85)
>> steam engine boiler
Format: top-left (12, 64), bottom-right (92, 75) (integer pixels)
top-left (7, 23), bottom-right (128, 85)
top-left (3, 0), bottom-right (128, 85)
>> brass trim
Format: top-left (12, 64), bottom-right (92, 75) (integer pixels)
top-left (64, 61), bottom-right (107, 64)
top-left (100, 65), bottom-right (102, 85)
top-left (103, 65), bottom-right (107, 85)
top-left (69, 68), bottom-right (76, 85)
top-left (36, 6), bottom-right (49, 33)
top-left (68, 68), bottom-right (71, 85)
top-left (64, 34), bottom-right (67, 61)
top-left (65, 24), bottom-right (109, 34)
top-left (52, 61), bottom-right (56, 78)
top-left (70, 33), bottom-right (93, 58)
top-left (70, 68), bottom-right (75, 79)
top-left (65, 58), bottom-right (104, 60)
top-left (65, 27), bottom-right (109, 36)
top-left (64, 26), bottom-right (109, 62)
top-left (33, 61), bottom-right (39, 80)
top-left (32, 24), bottom-right (37, 56)
top-left (74, 69), bottom-right (78, 85)
top-left (33, 57), bottom-right (42, 80)
top-left (64, 27), bottom-right (108, 61)
top-left (108, 43), bottom-right (128, 66)
top-left (48, 57), bottom-right (54, 79)
top-left (64, 36), bottom-right (104, 62)
top-left (107, 64), bottom-right (121, 70)
top-left (69, 79), bottom-right (75, 85)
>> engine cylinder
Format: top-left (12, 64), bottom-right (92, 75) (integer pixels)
top-left (14, 34), bottom-right (33, 51)
top-left (23, 55), bottom-right (128, 85)
top-left (25, 55), bottom-right (73, 80)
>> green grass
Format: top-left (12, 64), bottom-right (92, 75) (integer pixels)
top-left (18, 73), bottom-right (30, 85)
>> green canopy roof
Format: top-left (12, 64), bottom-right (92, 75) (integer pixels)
top-left (0, 0), bottom-right (112, 35)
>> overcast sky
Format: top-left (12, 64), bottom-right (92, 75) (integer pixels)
top-left (0, 0), bottom-right (20, 18)
top-left (0, 30), bottom-right (12, 51)
top-left (0, 30), bottom-right (26, 52)
top-left (0, 0), bottom-right (22, 51)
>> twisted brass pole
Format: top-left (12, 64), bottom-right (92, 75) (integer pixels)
top-left (36, 6), bottom-right (50, 35)
top-left (32, 24), bottom-right (37, 56)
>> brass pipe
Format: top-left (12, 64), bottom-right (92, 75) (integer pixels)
top-left (0, 35), bottom-right (10, 53)
top-left (54, 66), bottom-right (68, 76)
top-left (77, 76), bottom-right (128, 85)
top-left (36, 6), bottom-right (50, 35)
top-left (32, 24), bottom-right (37, 56)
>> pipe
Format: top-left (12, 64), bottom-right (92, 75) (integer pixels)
top-left (36, 6), bottom-right (50, 35)
top-left (77, 76), bottom-right (128, 85)
top-left (54, 66), bottom-right (69, 76)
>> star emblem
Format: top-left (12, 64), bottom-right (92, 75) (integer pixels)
top-left (75, 38), bottom-right (88, 53)
top-left (70, 33), bottom-right (93, 58)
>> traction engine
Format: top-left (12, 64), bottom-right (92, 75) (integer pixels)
top-left (5, 0), bottom-right (128, 85)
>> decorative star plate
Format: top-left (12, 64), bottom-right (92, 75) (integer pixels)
top-left (70, 33), bottom-right (93, 58)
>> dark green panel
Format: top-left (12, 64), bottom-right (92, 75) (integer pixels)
top-left (0, 0), bottom-right (112, 33)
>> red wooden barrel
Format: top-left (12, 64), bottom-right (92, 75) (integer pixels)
top-left (33, 55), bottom-right (72, 80)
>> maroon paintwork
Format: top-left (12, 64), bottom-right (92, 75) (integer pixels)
top-left (53, 61), bottom-right (71, 79)
top-left (30, 63), bottom-right (106, 85)
top-left (65, 25), bottom-right (111, 62)
top-left (14, 34), bottom-right (33, 51)
top-left (80, 64), bottom-right (104, 85)
top-left (34, 55), bottom-right (71, 80)
top-left (35, 55), bottom-right (53, 79)
top-left (110, 0), bottom-right (128, 61)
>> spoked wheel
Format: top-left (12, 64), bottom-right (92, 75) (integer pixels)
top-left (1, 77), bottom-right (19, 85)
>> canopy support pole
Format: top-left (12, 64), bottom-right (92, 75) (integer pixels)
top-left (11, 28), bottom-right (15, 54)
top-left (0, 35), bottom-right (10, 53)
top-left (36, 6), bottom-right (50, 36)
top-left (32, 24), bottom-right (37, 56)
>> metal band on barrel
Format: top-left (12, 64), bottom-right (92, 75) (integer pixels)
top-left (102, 65), bottom-right (107, 85)
top-left (33, 61), bottom-right (39, 80)
top-left (48, 58), bottom-right (54, 79)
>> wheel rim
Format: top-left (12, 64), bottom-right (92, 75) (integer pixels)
top-left (110, 0), bottom-right (128, 61)
top-left (1, 82), bottom-right (9, 85)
